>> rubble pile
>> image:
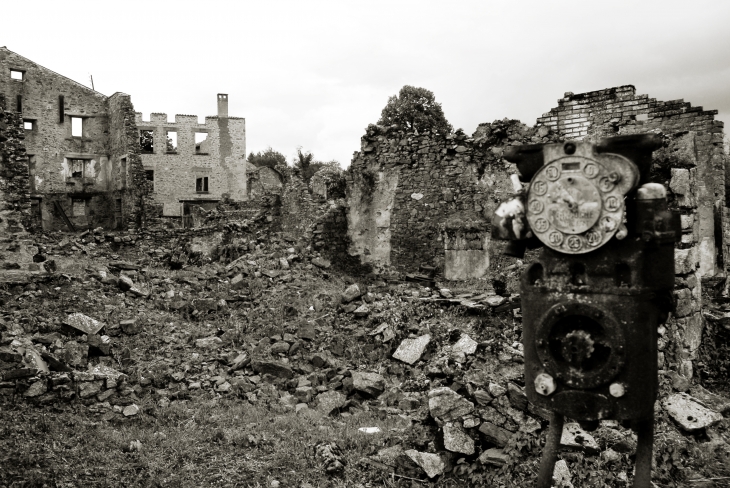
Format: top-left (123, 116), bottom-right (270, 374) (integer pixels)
top-left (0, 207), bottom-right (728, 485)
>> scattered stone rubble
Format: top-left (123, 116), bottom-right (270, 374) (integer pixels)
top-left (0, 193), bottom-right (729, 484)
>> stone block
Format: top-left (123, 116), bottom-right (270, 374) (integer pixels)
top-left (428, 387), bottom-right (474, 421)
top-left (445, 250), bottom-right (489, 280)
top-left (675, 247), bottom-right (698, 275)
top-left (443, 422), bottom-right (474, 454)
top-left (392, 335), bottom-right (431, 365)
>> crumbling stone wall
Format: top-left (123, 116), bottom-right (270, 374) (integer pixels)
top-left (0, 47), bottom-right (143, 231)
top-left (346, 121), bottom-right (561, 274)
top-left (0, 94), bottom-right (38, 271)
top-left (137, 97), bottom-right (246, 218)
top-left (108, 92), bottom-right (148, 229)
top-left (537, 85), bottom-right (726, 277)
top-left (247, 163), bottom-right (283, 200)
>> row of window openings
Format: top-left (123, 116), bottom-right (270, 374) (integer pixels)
top-left (66, 163), bottom-right (208, 193)
top-left (140, 130), bottom-right (208, 154)
top-left (24, 117), bottom-right (84, 136)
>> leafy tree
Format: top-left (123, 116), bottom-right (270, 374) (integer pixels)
top-left (293, 148), bottom-right (341, 183)
top-left (247, 147), bottom-right (287, 170)
top-left (294, 147), bottom-right (314, 172)
top-left (139, 130), bottom-right (153, 153)
top-left (378, 85), bottom-right (452, 134)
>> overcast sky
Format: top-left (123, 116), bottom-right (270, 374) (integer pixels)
top-left (5, 0), bottom-right (729, 166)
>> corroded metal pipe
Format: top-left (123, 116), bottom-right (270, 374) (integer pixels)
top-left (633, 416), bottom-right (654, 488)
top-left (537, 412), bottom-right (564, 488)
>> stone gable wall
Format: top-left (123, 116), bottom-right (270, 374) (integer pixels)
top-left (0, 47), bottom-right (144, 231)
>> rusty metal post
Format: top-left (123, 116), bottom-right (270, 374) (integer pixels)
top-left (633, 415), bottom-right (654, 488)
top-left (537, 411), bottom-right (564, 488)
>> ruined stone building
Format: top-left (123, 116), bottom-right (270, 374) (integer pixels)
top-left (246, 162), bottom-right (283, 199)
top-left (0, 47), bottom-right (146, 231)
top-left (343, 84), bottom-right (727, 379)
top-left (347, 85), bottom-right (726, 282)
top-left (0, 48), bottom-right (248, 231)
top-left (137, 94), bottom-right (246, 220)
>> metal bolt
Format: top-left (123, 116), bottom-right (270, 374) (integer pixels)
top-left (564, 143), bottom-right (576, 155)
top-left (535, 373), bottom-right (557, 396)
top-left (609, 382), bottom-right (626, 397)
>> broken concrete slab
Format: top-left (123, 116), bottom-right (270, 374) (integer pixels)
top-left (663, 393), bottom-right (723, 431)
top-left (63, 313), bottom-right (104, 335)
top-left (560, 422), bottom-right (600, 453)
top-left (689, 384), bottom-right (730, 415)
top-left (392, 334), bottom-right (431, 365)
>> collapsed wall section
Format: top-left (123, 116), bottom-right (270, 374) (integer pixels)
top-left (346, 122), bottom-right (561, 274)
top-left (108, 93), bottom-right (149, 228)
top-left (0, 93), bottom-right (38, 272)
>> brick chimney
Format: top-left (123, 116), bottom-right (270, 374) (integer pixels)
top-left (217, 93), bottom-right (228, 118)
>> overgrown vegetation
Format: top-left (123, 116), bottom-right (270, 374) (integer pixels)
top-left (378, 85), bottom-right (452, 135)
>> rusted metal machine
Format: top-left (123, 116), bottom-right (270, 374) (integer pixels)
top-left (492, 134), bottom-right (680, 488)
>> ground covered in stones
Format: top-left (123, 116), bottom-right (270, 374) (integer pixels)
top-left (2, 209), bottom-right (730, 487)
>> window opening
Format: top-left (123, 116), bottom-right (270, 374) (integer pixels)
top-left (23, 120), bottom-right (33, 130)
top-left (146, 170), bottom-right (154, 181)
top-left (10, 70), bottom-right (23, 81)
top-left (195, 132), bottom-right (208, 154)
top-left (166, 131), bottom-right (177, 152)
top-left (71, 117), bottom-right (83, 137)
top-left (139, 129), bottom-right (153, 153)
top-left (28, 156), bottom-right (36, 193)
top-left (121, 158), bottom-right (127, 189)
top-left (196, 177), bottom-right (209, 192)
top-left (16, 95), bottom-right (22, 112)
top-left (70, 159), bottom-right (85, 178)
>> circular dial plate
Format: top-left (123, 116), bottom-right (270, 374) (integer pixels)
top-left (527, 156), bottom-right (625, 254)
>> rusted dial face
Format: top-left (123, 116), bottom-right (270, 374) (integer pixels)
top-left (527, 156), bottom-right (628, 254)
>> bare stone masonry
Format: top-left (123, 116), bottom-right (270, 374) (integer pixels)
top-left (137, 94), bottom-right (246, 219)
top-left (0, 47), bottom-right (148, 231)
